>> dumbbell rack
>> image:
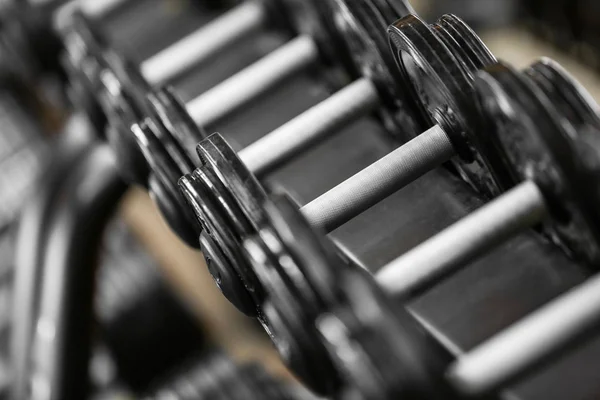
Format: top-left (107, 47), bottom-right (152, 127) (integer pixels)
top-left (5, 0), bottom-right (600, 399)
top-left (112, 3), bottom-right (600, 399)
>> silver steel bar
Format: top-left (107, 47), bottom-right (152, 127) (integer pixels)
top-left (238, 78), bottom-right (380, 177)
top-left (186, 35), bottom-right (320, 128)
top-left (447, 271), bottom-right (600, 396)
top-left (376, 181), bottom-right (548, 297)
top-left (300, 125), bottom-right (455, 233)
top-left (141, 1), bottom-right (268, 85)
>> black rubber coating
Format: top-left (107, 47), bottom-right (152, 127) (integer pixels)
top-left (474, 61), bottom-right (600, 266)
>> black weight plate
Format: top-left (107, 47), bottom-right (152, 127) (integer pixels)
top-left (180, 166), bottom-right (264, 314)
top-left (388, 14), bottom-right (475, 155)
top-left (264, 193), bottom-right (345, 308)
top-left (317, 267), bottom-right (456, 400)
top-left (148, 173), bottom-right (200, 248)
top-left (525, 59), bottom-right (600, 238)
top-left (474, 61), bottom-right (600, 266)
top-left (324, 0), bottom-right (423, 139)
top-left (434, 15), bottom-right (496, 72)
top-left (59, 11), bottom-right (108, 57)
top-left (100, 50), bottom-right (153, 124)
top-left (196, 133), bottom-right (269, 231)
top-left (60, 12), bottom-right (111, 131)
top-left (99, 50), bottom-right (154, 184)
top-left (148, 86), bottom-right (207, 164)
top-left (260, 298), bottom-right (340, 396)
top-left (140, 116), bottom-right (200, 247)
top-left (526, 58), bottom-right (600, 132)
top-left (245, 232), bottom-right (340, 395)
top-left (199, 230), bottom-right (258, 319)
top-left (388, 13), bottom-right (503, 198)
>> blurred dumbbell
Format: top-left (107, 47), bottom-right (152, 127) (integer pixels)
top-left (0, 0), bottom-right (235, 82)
top-left (96, 219), bottom-right (207, 393)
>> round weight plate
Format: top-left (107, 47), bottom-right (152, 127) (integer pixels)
top-left (100, 50), bottom-right (153, 124)
top-left (147, 87), bottom-right (207, 164)
top-left (434, 15), bottom-right (496, 72)
top-left (244, 231), bottom-right (341, 395)
top-left (260, 298), bottom-right (340, 396)
top-left (324, 0), bottom-right (423, 139)
top-left (475, 61), bottom-right (600, 265)
top-left (196, 133), bottom-right (269, 231)
top-left (389, 14), bottom-right (476, 155)
top-left (148, 173), bottom-right (200, 248)
top-left (317, 268), bottom-right (454, 399)
top-left (133, 117), bottom-right (200, 247)
top-left (263, 193), bottom-right (345, 308)
top-left (180, 166), bottom-right (264, 314)
top-left (60, 12), bottom-right (110, 131)
top-left (388, 13), bottom-right (503, 198)
top-left (98, 50), bottom-right (154, 184)
top-left (199, 232), bottom-right (257, 317)
top-left (60, 11), bottom-right (108, 60)
top-left (241, 193), bottom-right (357, 395)
top-left (526, 58), bottom-right (600, 132)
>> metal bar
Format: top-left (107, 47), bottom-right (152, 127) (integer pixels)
top-left (300, 125), bottom-right (455, 233)
top-left (239, 78), bottom-right (380, 177)
top-left (141, 1), bottom-right (268, 85)
top-left (376, 181), bottom-right (547, 298)
top-left (447, 271), bottom-right (600, 396)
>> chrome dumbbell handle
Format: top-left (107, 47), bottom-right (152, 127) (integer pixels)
top-left (238, 78), bottom-right (381, 176)
top-left (301, 125), bottom-right (455, 232)
top-left (376, 181), bottom-right (548, 296)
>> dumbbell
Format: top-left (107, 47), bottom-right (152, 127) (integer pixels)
top-left (245, 180), bottom-right (600, 399)
top-left (243, 193), bottom-right (457, 399)
top-left (56, 0), bottom-right (314, 244)
top-left (61, 0), bottom-right (377, 135)
top-left (0, 0), bottom-right (130, 82)
top-left (376, 58), bottom-right (600, 298)
top-left (177, 12), bottom-right (499, 314)
top-left (322, 206), bottom-right (600, 397)
top-left (57, 0), bottom-right (250, 132)
top-left (0, 0), bottom-right (236, 82)
top-left (183, 41), bottom-right (600, 398)
top-left (176, 13), bottom-right (501, 393)
top-left (85, 0), bottom-right (424, 247)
